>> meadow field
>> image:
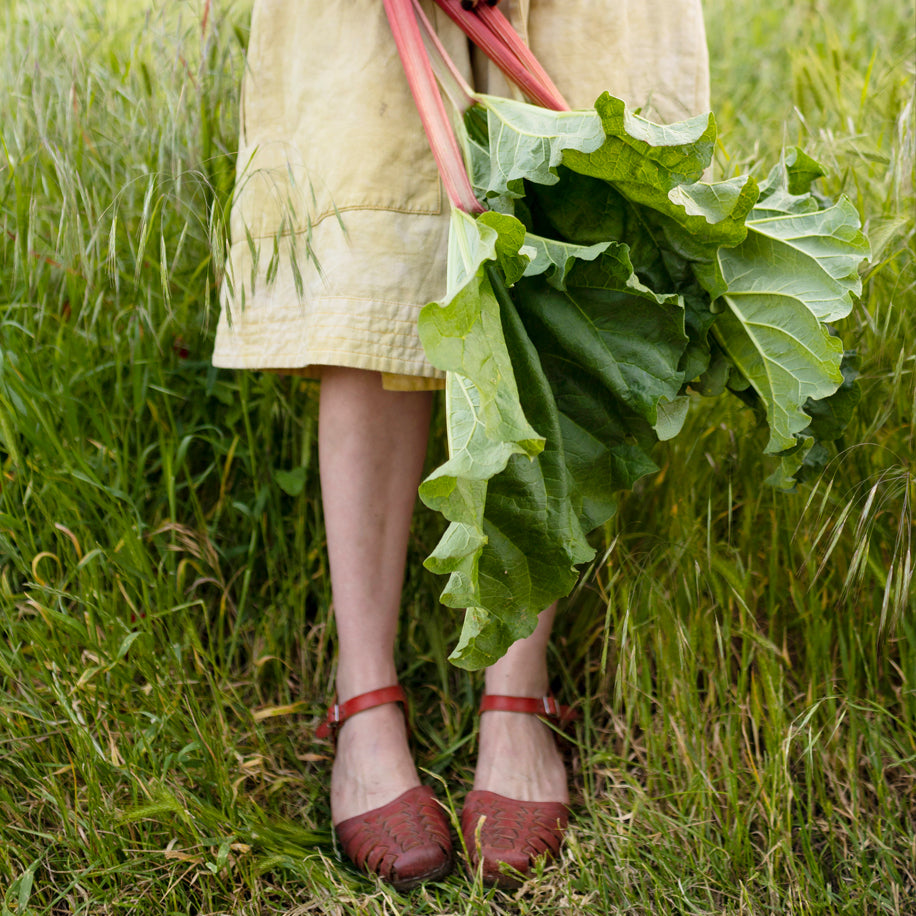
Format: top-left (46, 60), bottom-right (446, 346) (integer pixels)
top-left (0, 0), bottom-right (913, 913)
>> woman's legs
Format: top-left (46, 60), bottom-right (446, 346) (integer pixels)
top-left (473, 603), bottom-right (568, 803)
top-left (318, 364), bottom-right (564, 825)
top-left (318, 366), bottom-right (434, 823)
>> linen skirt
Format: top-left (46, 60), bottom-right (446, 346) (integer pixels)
top-left (211, 0), bottom-right (710, 390)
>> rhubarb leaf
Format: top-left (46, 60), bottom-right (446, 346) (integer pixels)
top-left (418, 209), bottom-right (542, 456)
top-left (768, 349), bottom-right (862, 488)
top-left (701, 190), bottom-right (868, 453)
top-left (421, 210), bottom-right (687, 667)
top-left (418, 211), bottom-right (540, 618)
top-left (562, 93), bottom-right (716, 188)
top-left (516, 256), bottom-right (687, 425)
top-left (449, 271), bottom-right (594, 668)
top-left (419, 94), bottom-right (868, 668)
top-left (471, 94), bottom-right (605, 199)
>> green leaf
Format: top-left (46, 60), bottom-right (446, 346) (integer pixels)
top-left (705, 195), bottom-right (869, 453)
top-left (738, 199), bottom-right (868, 322)
top-left (421, 374), bottom-right (525, 609)
top-left (803, 350), bottom-right (862, 442)
top-left (418, 209), bottom-right (542, 456)
top-left (653, 176), bottom-right (759, 260)
top-left (471, 94), bottom-right (605, 199)
top-left (424, 303), bottom-right (588, 667)
top-left (769, 350), bottom-right (862, 488)
top-left (756, 147), bottom-right (827, 207)
top-left (563, 93), bottom-right (716, 187)
top-left (418, 212), bottom-right (547, 635)
top-left (520, 233), bottom-right (611, 288)
top-left (274, 467), bottom-right (306, 496)
top-left (514, 94), bottom-right (757, 263)
top-left (712, 303), bottom-right (843, 454)
top-left (519, 259), bottom-right (687, 424)
top-left (521, 328), bottom-right (660, 532)
top-left (422, 93), bottom-right (869, 667)
top-left (653, 396), bottom-right (691, 441)
top-left (12, 862), bottom-right (37, 913)
top-left (116, 630), bottom-right (143, 660)
top-left (424, 215), bottom-right (686, 667)
top-left (765, 435), bottom-right (816, 490)
top-left (447, 266), bottom-right (595, 667)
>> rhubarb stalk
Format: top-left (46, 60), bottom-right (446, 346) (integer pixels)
top-left (383, 0), bottom-right (483, 213)
top-left (432, 0), bottom-right (570, 111)
top-left (411, 0), bottom-right (476, 111)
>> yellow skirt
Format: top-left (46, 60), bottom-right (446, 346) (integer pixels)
top-left (211, 0), bottom-right (710, 391)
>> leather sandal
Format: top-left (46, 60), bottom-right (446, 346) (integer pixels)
top-left (317, 685), bottom-right (453, 890)
top-left (461, 694), bottom-right (577, 888)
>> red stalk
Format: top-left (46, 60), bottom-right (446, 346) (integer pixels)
top-left (474, 3), bottom-right (569, 111)
top-left (432, 0), bottom-right (570, 111)
top-left (384, 0), bottom-right (483, 213)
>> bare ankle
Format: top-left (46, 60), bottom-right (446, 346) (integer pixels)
top-left (334, 664), bottom-right (399, 703)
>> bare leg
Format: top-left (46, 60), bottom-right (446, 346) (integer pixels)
top-left (473, 603), bottom-right (568, 802)
top-left (318, 366), bottom-right (434, 823)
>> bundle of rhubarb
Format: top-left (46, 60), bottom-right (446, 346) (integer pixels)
top-left (385, 0), bottom-right (870, 668)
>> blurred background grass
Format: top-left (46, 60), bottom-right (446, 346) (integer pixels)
top-left (0, 0), bottom-right (913, 912)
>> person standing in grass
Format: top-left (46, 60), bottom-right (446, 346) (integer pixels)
top-left (213, 0), bottom-right (710, 890)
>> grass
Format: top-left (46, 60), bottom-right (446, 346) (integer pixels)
top-left (0, 0), bottom-right (913, 912)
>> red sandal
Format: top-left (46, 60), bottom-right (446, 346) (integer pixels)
top-left (460, 694), bottom-right (577, 888)
top-left (317, 685), bottom-right (453, 890)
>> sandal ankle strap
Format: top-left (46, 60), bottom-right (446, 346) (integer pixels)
top-left (316, 684), bottom-right (408, 741)
top-left (479, 694), bottom-right (578, 729)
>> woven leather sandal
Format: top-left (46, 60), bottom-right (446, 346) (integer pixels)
top-left (461, 694), bottom-right (576, 888)
top-left (317, 685), bottom-right (453, 890)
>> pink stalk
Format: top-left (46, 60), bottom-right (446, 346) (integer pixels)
top-left (411, 0), bottom-right (476, 111)
top-left (432, 0), bottom-right (570, 111)
top-left (475, 3), bottom-right (570, 111)
top-left (384, 0), bottom-right (483, 213)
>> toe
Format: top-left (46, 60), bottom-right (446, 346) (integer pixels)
top-left (480, 845), bottom-right (529, 886)
top-left (391, 842), bottom-right (453, 888)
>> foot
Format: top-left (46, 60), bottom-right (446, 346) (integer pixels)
top-left (464, 706), bottom-right (570, 887)
top-left (330, 702), bottom-right (422, 825)
top-left (472, 709), bottom-right (568, 804)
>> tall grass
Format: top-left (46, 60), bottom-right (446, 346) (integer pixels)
top-left (0, 0), bottom-right (913, 913)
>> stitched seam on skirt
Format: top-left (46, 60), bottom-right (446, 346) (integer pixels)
top-left (214, 353), bottom-right (441, 371)
top-left (225, 299), bottom-right (441, 318)
top-left (216, 326), bottom-right (433, 355)
top-left (233, 194), bottom-right (446, 243)
top-left (215, 351), bottom-right (440, 372)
